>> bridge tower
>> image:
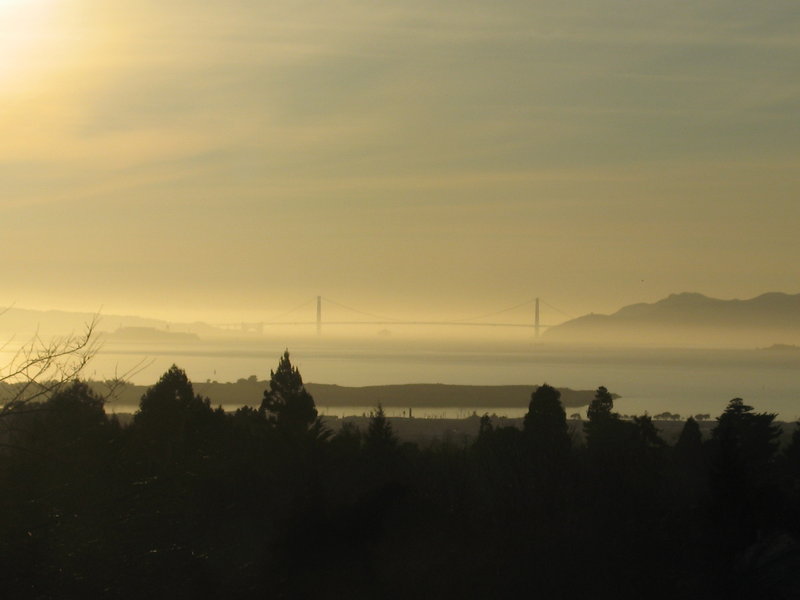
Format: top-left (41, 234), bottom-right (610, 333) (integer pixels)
top-left (316, 296), bottom-right (322, 335)
top-left (534, 297), bottom-right (540, 338)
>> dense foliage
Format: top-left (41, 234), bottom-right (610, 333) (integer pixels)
top-left (1, 355), bottom-right (799, 599)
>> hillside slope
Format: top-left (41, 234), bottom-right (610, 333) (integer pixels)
top-left (544, 292), bottom-right (800, 347)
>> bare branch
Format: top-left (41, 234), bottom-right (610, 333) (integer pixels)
top-left (98, 357), bottom-right (154, 408)
top-left (0, 314), bottom-right (101, 412)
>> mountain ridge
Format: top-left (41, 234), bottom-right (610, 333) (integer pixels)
top-left (544, 292), bottom-right (800, 347)
top-left (0, 306), bottom-right (224, 338)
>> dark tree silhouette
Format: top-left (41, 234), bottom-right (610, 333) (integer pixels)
top-left (587, 385), bottom-right (614, 421)
top-left (709, 397), bottom-right (783, 579)
top-left (631, 415), bottom-right (665, 449)
top-left (785, 422), bottom-right (800, 468)
top-left (135, 365), bottom-right (211, 426)
top-left (364, 404), bottom-right (397, 455)
top-left (133, 364), bottom-right (216, 464)
top-left (524, 383), bottom-right (570, 457)
top-left (478, 413), bottom-right (493, 438)
top-left (675, 416), bottom-right (703, 461)
top-left (35, 380), bottom-right (106, 437)
top-left (9, 379), bottom-right (114, 465)
top-left (260, 351), bottom-right (318, 435)
top-left (712, 398), bottom-right (781, 468)
top-left (331, 420), bottom-right (362, 454)
top-left (0, 379), bottom-right (122, 597)
top-left (669, 415), bottom-right (710, 520)
top-left (4, 345), bottom-right (799, 600)
top-left (583, 385), bottom-right (623, 451)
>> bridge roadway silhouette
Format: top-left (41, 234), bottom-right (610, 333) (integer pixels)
top-left (218, 297), bottom-right (572, 336)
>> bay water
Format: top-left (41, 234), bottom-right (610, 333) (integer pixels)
top-left (68, 336), bottom-right (800, 421)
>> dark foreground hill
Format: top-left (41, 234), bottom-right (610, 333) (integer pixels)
top-left (544, 292), bottom-right (800, 347)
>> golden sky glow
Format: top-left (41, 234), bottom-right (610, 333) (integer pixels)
top-left (2, 1), bottom-right (799, 323)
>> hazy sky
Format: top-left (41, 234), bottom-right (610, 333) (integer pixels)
top-left (3, 0), bottom-right (798, 324)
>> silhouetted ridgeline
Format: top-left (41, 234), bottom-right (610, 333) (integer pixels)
top-left (545, 292), bottom-right (800, 347)
top-left (0, 306), bottom-right (224, 338)
top-left (3, 356), bottom-right (800, 599)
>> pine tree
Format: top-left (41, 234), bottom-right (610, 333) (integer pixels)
top-left (674, 416), bottom-right (704, 463)
top-left (478, 413), bottom-right (494, 439)
top-left (587, 385), bottom-right (614, 422)
top-left (711, 397), bottom-right (781, 469)
top-left (365, 404), bottom-right (397, 453)
top-left (583, 385), bottom-right (622, 450)
top-left (133, 365), bottom-right (214, 458)
top-left (784, 423), bottom-right (800, 481)
top-left (260, 351), bottom-right (318, 434)
top-left (137, 365), bottom-right (200, 414)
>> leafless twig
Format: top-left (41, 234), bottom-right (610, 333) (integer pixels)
top-left (0, 315), bottom-right (100, 414)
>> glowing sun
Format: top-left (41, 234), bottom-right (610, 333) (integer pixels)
top-left (0, 0), bottom-right (61, 86)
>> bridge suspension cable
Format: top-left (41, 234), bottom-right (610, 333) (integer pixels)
top-left (321, 296), bottom-right (404, 323)
top-left (539, 299), bottom-right (574, 321)
top-left (452, 299), bottom-right (537, 323)
top-left (263, 297), bottom-right (317, 323)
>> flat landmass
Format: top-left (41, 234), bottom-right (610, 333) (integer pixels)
top-left (98, 380), bottom-right (603, 412)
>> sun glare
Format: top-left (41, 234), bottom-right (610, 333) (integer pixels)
top-left (0, 0), bottom-right (61, 87)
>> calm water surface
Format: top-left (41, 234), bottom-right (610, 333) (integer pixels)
top-left (67, 337), bottom-right (800, 420)
top-left (308, 354), bottom-right (798, 419)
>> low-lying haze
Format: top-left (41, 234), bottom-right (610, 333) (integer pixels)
top-left (3, 1), bottom-right (798, 323)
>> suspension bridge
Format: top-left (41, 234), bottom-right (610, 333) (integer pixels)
top-left (218, 297), bottom-right (573, 337)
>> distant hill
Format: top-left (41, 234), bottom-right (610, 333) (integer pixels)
top-left (543, 292), bottom-right (800, 347)
top-left (0, 306), bottom-right (225, 339)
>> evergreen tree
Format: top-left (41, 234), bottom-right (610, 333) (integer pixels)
top-left (135, 365), bottom-right (211, 425)
top-left (363, 404), bottom-right (401, 488)
top-left (332, 420), bottom-right (362, 453)
top-left (0, 380), bottom-right (119, 597)
top-left (260, 351), bottom-right (318, 435)
top-left (523, 383), bottom-right (570, 457)
top-left (133, 364), bottom-right (215, 462)
top-left (39, 380), bottom-right (107, 440)
top-left (583, 386), bottom-right (622, 450)
top-left (478, 413), bottom-right (494, 439)
top-left (785, 423), bottom-right (800, 465)
top-left (674, 416), bottom-right (704, 463)
top-left (783, 423), bottom-right (800, 503)
top-left (712, 398), bottom-right (781, 466)
top-left (13, 380), bottom-right (112, 464)
top-left (709, 398), bottom-right (783, 568)
top-left (630, 415), bottom-right (664, 447)
top-left (364, 404), bottom-right (397, 455)
top-left (587, 385), bottom-right (614, 422)
top-left (671, 416), bottom-right (709, 509)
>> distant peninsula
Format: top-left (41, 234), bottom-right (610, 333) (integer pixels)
top-left (99, 381), bottom-right (605, 411)
top-left (303, 383), bottom-right (603, 409)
